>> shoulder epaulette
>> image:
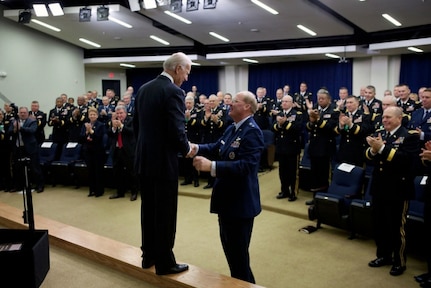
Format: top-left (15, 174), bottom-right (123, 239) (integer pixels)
top-left (375, 128), bottom-right (385, 133)
top-left (297, 111), bottom-right (303, 115)
top-left (408, 130), bottom-right (420, 134)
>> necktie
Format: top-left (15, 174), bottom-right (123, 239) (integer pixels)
top-left (424, 110), bottom-right (429, 120)
top-left (117, 132), bottom-right (123, 148)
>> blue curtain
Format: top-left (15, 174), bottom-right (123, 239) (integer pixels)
top-left (248, 59), bottom-right (353, 103)
top-left (126, 66), bottom-right (220, 96)
top-left (400, 53), bottom-right (431, 92)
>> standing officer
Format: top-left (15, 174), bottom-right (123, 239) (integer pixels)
top-left (253, 87), bottom-right (272, 130)
top-left (366, 106), bottom-right (420, 276)
top-left (272, 95), bottom-right (303, 201)
top-left (192, 91), bottom-right (264, 283)
top-left (29, 100), bottom-right (47, 144)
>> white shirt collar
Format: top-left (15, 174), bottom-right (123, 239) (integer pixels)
top-left (160, 71), bottom-right (174, 83)
top-left (234, 115), bottom-right (252, 131)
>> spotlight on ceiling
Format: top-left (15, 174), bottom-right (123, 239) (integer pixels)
top-left (97, 6), bottom-right (109, 21)
top-left (79, 7), bottom-right (92, 22)
top-left (203, 0), bottom-right (217, 9)
top-left (186, 0), bottom-right (199, 11)
top-left (18, 10), bottom-right (32, 24)
top-left (156, 0), bottom-right (170, 6)
top-left (170, 0), bottom-right (182, 13)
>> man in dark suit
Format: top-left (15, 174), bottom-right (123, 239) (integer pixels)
top-left (408, 88), bottom-right (431, 147)
top-left (366, 106), bottom-right (420, 276)
top-left (108, 105), bottom-right (138, 201)
top-left (272, 95), bottom-right (303, 201)
top-left (133, 52), bottom-right (192, 275)
top-left (192, 91), bottom-right (264, 283)
top-left (9, 106), bottom-right (44, 193)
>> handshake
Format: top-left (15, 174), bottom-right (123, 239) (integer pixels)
top-left (186, 142), bottom-right (211, 172)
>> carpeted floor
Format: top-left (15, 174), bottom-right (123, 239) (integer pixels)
top-left (0, 163), bottom-right (427, 288)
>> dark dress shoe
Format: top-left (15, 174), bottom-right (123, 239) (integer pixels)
top-left (88, 192), bottom-right (95, 197)
top-left (180, 180), bottom-right (192, 186)
top-left (37, 186), bottom-right (44, 193)
top-left (194, 181), bottom-right (199, 187)
top-left (130, 194), bottom-right (137, 201)
top-left (142, 259), bottom-right (155, 269)
top-left (368, 257), bottom-right (392, 267)
top-left (389, 265), bottom-right (406, 276)
top-left (288, 196), bottom-right (297, 202)
top-left (156, 263), bottom-right (189, 275)
top-left (415, 272), bottom-right (430, 283)
top-left (276, 193), bottom-right (288, 199)
top-left (203, 184), bottom-right (213, 189)
top-left (305, 199), bottom-right (315, 205)
top-left (95, 193), bottom-right (104, 197)
top-left (109, 194), bottom-right (124, 199)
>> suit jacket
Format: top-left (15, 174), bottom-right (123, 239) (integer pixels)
top-left (198, 117), bottom-right (264, 219)
top-left (108, 116), bottom-right (136, 162)
top-left (272, 109), bottom-right (303, 155)
top-left (79, 120), bottom-right (106, 155)
top-left (9, 118), bottom-right (39, 156)
top-left (408, 108), bottom-right (431, 143)
top-left (133, 74), bottom-right (190, 180)
top-left (365, 127), bottom-right (420, 200)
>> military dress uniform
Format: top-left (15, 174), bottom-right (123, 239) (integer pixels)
top-left (48, 105), bottom-right (70, 159)
top-left (398, 98), bottom-right (421, 115)
top-left (294, 91), bottom-right (312, 147)
top-left (362, 98), bottom-right (383, 115)
top-left (272, 109), bottom-right (303, 200)
top-left (68, 105), bottom-right (89, 142)
top-left (365, 127), bottom-right (420, 275)
top-left (182, 107), bottom-right (201, 187)
top-left (334, 110), bottom-right (372, 167)
top-left (29, 110), bottom-right (47, 144)
top-left (253, 96), bottom-right (272, 130)
top-left (306, 104), bottom-right (339, 192)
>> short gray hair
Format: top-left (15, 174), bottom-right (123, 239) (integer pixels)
top-left (163, 52), bottom-right (191, 72)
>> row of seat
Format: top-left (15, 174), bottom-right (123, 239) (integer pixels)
top-left (39, 142), bottom-right (114, 188)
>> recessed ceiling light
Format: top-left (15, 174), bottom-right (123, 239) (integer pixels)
top-left (150, 35), bottom-right (170, 45)
top-left (164, 11), bottom-right (192, 24)
top-left (209, 32), bottom-right (229, 42)
top-left (120, 63), bottom-right (136, 68)
top-left (33, 4), bottom-right (49, 17)
top-left (108, 16), bottom-right (133, 28)
top-left (407, 46), bottom-right (424, 53)
top-left (251, 0), bottom-right (279, 15)
top-left (242, 58), bottom-right (259, 64)
top-left (382, 13), bottom-right (402, 27)
top-left (31, 19), bottom-right (61, 32)
top-left (48, 3), bottom-right (64, 16)
top-left (297, 24), bottom-right (317, 36)
top-left (79, 38), bottom-right (101, 48)
top-left (325, 53), bottom-right (340, 59)
top-left (191, 62), bottom-right (201, 66)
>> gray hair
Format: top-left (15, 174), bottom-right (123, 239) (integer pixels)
top-left (163, 52), bottom-right (191, 72)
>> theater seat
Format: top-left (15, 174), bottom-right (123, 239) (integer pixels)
top-left (49, 143), bottom-right (82, 186)
top-left (349, 177), bottom-right (373, 239)
top-left (298, 143), bottom-right (311, 191)
top-left (39, 142), bottom-right (58, 185)
top-left (260, 129), bottom-right (275, 170)
top-left (314, 163), bottom-right (364, 230)
top-left (406, 176), bottom-right (426, 254)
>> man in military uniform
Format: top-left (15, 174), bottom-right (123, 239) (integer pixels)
top-left (48, 97), bottom-right (70, 159)
top-left (397, 84), bottom-right (421, 115)
top-left (366, 106), bottom-right (420, 276)
top-left (363, 85), bottom-right (383, 115)
top-left (29, 100), bottom-right (47, 144)
top-left (253, 87), bottom-right (272, 130)
top-left (272, 95), bottom-right (303, 201)
top-left (305, 89), bottom-right (339, 205)
top-left (334, 95), bottom-right (371, 167)
top-left (68, 95), bottom-right (89, 142)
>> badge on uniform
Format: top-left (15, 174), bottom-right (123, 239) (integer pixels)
top-left (354, 115), bottom-right (362, 123)
top-left (231, 137), bottom-right (241, 148)
top-left (393, 137), bottom-right (404, 144)
top-left (229, 152), bottom-right (235, 159)
top-left (427, 118), bottom-right (431, 124)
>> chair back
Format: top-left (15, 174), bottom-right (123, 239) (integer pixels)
top-left (39, 142), bottom-right (58, 165)
top-left (327, 163), bottom-right (364, 198)
top-left (59, 143), bottom-right (82, 163)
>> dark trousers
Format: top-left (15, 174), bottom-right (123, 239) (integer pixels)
top-left (310, 155), bottom-right (330, 190)
top-left (277, 153), bottom-right (299, 197)
top-left (182, 157), bottom-right (199, 183)
top-left (218, 216), bottom-right (255, 283)
top-left (372, 195), bottom-right (408, 267)
top-left (85, 151), bottom-right (104, 196)
top-left (113, 148), bottom-right (137, 196)
top-left (140, 177), bottom-right (178, 272)
top-left (12, 147), bottom-right (43, 190)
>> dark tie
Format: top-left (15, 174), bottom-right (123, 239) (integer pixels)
top-left (424, 110), bottom-right (429, 120)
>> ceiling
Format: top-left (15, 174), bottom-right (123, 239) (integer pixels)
top-left (1, 0), bottom-right (431, 69)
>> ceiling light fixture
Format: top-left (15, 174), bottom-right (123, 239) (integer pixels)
top-left (203, 0), bottom-right (217, 9)
top-left (150, 35), bottom-right (170, 45)
top-left (186, 0), bottom-right (199, 11)
top-left (142, 0), bottom-right (157, 9)
top-left (407, 46), bottom-right (424, 53)
top-left (191, 62), bottom-right (201, 66)
top-left (109, 16), bottom-right (133, 28)
top-left (33, 4), bottom-right (49, 17)
top-left (164, 11), bottom-right (192, 24)
top-left (97, 6), bottom-right (109, 21)
top-left (242, 58), bottom-right (259, 64)
top-left (48, 3), bottom-right (64, 16)
top-left (382, 13), bottom-right (402, 27)
top-left (251, 0), bottom-right (279, 15)
top-left (209, 31), bottom-right (229, 42)
top-left (18, 10), bottom-right (32, 24)
top-left (79, 38), bottom-right (101, 48)
top-left (297, 24), bottom-right (317, 36)
top-left (170, 0), bottom-right (182, 13)
top-left (79, 7), bottom-right (92, 22)
top-left (120, 63), bottom-right (136, 68)
top-left (31, 19), bottom-right (61, 32)
top-left (325, 53), bottom-right (340, 59)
